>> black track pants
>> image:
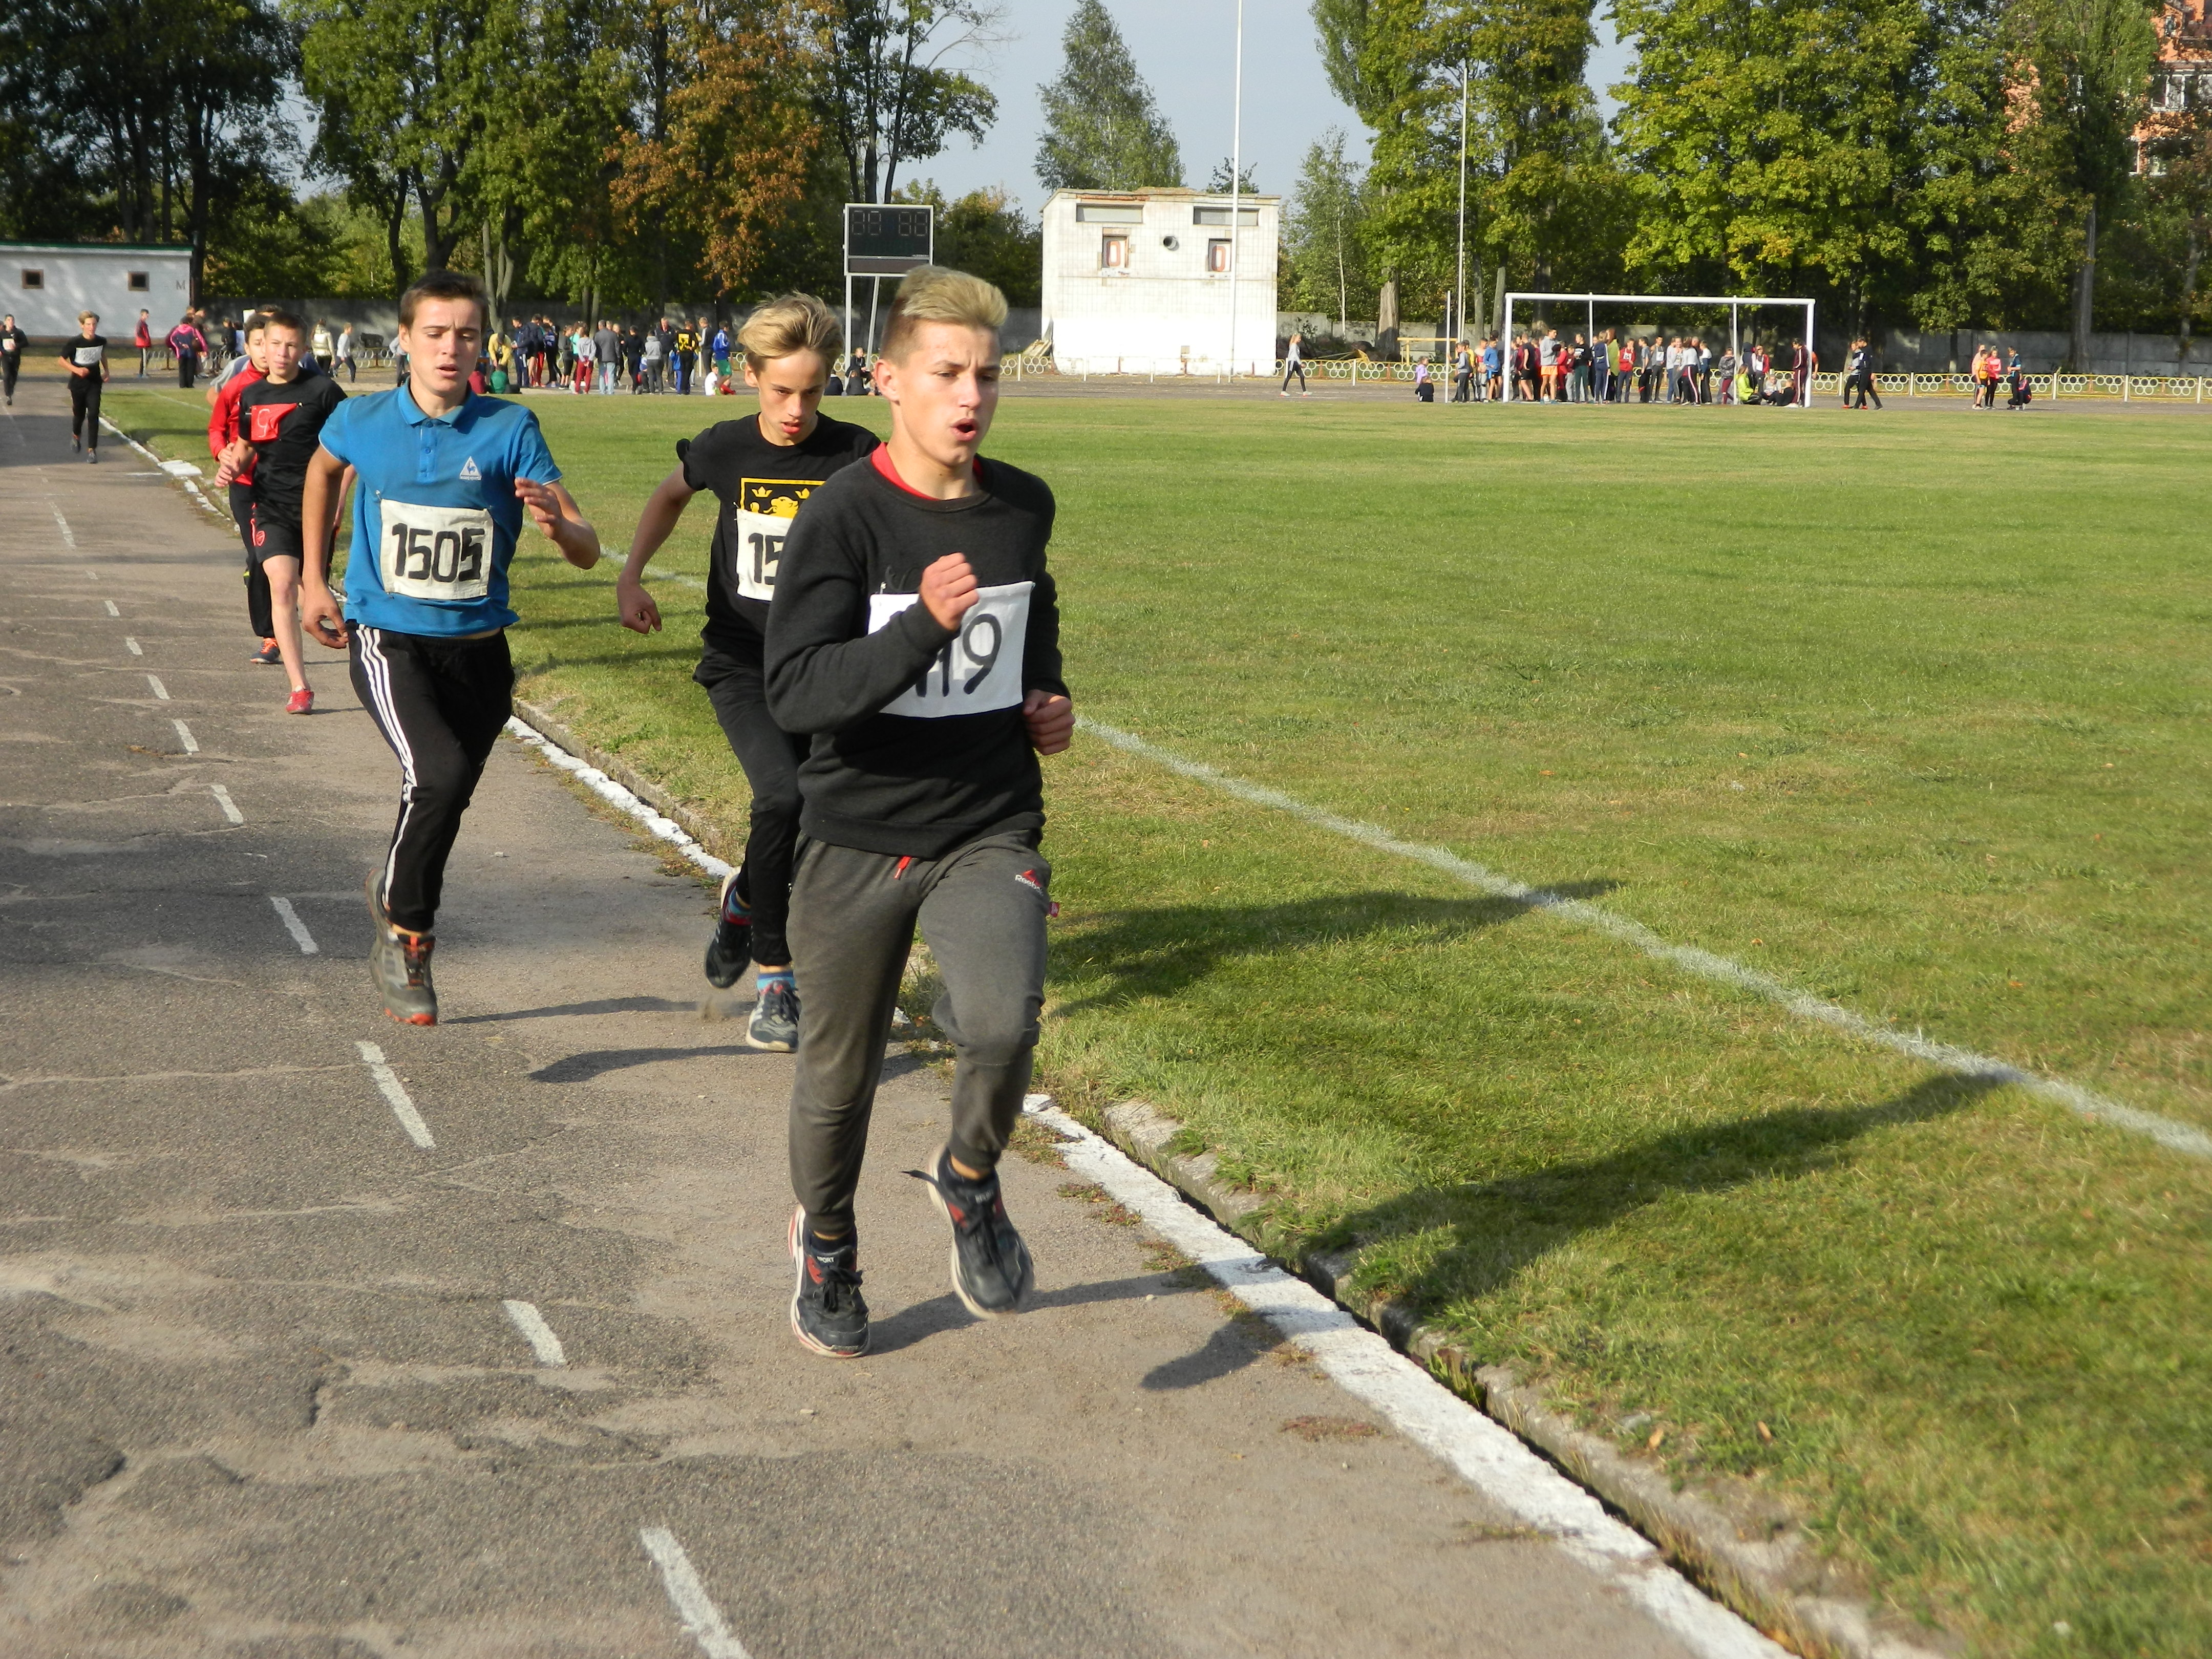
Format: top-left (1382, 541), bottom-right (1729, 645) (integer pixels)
top-left (2, 357), bottom-right (17, 401)
top-left (230, 482), bottom-right (273, 638)
top-left (695, 643), bottom-right (807, 966)
top-left (787, 832), bottom-right (1051, 1231)
top-left (349, 626), bottom-right (514, 934)
top-left (69, 376), bottom-right (102, 445)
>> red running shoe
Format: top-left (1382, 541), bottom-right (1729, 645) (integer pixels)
top-left (286, 687), bottom-right (313, 715)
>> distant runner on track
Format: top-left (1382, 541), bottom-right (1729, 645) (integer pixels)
top-left (297, 270), bottom-right (602, 1027)
top-left (0, 313), bottom-right (25, 407)
top-left (58, 312), bottom-right (110, 461)
top-left (615, 293), bottom-right (877, 1053)
top-left (764, 266), bottom-right (1073, 1358)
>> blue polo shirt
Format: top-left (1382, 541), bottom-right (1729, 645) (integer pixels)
top-left (320, 384), bottom-right (560, 636)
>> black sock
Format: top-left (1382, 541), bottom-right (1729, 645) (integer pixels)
top-left (940, 1145), bottom-right (995, 1189)
top-left (807, 1225), bottom-right (853, 1257)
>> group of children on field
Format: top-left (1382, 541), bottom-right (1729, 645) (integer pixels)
top-left (192, 265), bottom-right (1063, 1359)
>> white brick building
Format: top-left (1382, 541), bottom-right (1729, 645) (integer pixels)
top-left (1040, 188), bottom-right (1280, 375)
top-left (3, 243), bottom-right (191, 339)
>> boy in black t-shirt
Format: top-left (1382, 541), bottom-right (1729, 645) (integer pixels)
top-left (763, 266), bottom-right (1073, 1358)
top-left (216, 308), bottom-right (347, 713)
top-left (0, 313), bottom-right (26, 406)
top-left (57, 313), bottom-right (109, 460)
top-left (618, 293), bottom-right (877, 1053)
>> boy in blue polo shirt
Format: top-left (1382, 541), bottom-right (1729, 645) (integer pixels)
top-left (298, 270), bottom-right (603, 1026)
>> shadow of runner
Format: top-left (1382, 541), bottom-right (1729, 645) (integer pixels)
top-left (1318, 1072), bottom-right (2003, 1310)
top-left (1052, 882), bottom-right (1620, 1015)
top-left (530, 1045), bottom-right (761, 1081)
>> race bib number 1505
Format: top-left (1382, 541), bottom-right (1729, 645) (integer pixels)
top-left (379, 498), bottom-right (494, 602)
top-left (867, 580), bottom-right (1031, 718)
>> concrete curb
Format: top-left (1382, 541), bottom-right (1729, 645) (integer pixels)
top-left (499, 700), bottom-right (1953, 1659)
top-left (510, 697), bottom-right (742, 874)
top-left (1091, 1099), bottom-right (1955, 1659)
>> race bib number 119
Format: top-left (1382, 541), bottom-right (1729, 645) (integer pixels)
top-left (867, 580), bottom-right (1031, 718)
top-left (379, 498), bottom-right (494, 602)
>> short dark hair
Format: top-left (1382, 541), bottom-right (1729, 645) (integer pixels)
top-left (398, 269), bottom-right (486, 331)
top-left (259, 307), bottom-right (306, 336)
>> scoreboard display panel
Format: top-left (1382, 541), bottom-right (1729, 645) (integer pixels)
top-left (845, 204), bottom-right (933, 275)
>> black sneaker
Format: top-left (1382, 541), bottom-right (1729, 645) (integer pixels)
top-left (704, 867), bottom-right (751, 989)
top-left (915, 1145), bottom-right (1034, 1318)
top-left (788, 1208), bottom-right (868, 1357)
top-left (746, 977), bottom-right (799, 1052)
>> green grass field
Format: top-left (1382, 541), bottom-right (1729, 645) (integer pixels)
top-left (103, 382), bottom-right (2212, 1655)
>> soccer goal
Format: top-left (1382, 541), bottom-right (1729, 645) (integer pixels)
top-left (1498, 291), bottom-right (1818, 406)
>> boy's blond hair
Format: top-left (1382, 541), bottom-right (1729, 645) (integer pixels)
top-left (738, 293), bottom-right (842, 372)
top-left (880, 266), bottom-right (1007, 362)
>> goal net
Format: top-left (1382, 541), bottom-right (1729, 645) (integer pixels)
top-left (1494, 291), bottom-right (1818, 406)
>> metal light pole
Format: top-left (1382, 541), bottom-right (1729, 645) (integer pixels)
top-left (1226, 0), bottom-right (1245, 380)
top-left (1455, 61), bottom-right (1469, 361)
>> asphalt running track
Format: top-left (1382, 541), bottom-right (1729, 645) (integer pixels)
top-left (1, 376), bottom-right (1772, 1657)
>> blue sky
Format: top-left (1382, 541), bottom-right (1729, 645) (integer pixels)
top-left (909, 0), bottom-right (1633, 211)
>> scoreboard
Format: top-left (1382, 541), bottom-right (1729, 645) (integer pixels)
top-left (844, 204), bottom-right (934, 275)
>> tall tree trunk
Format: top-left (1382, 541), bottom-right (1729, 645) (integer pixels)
top-left (1377, 276), bottom-right (1399, 360)
top-left (388, 173), bottom-right (414, 297)
top-left (2071, 201), bottom-right (2099, 372)
top-left (2180, 226), bottom-right (2201, 348)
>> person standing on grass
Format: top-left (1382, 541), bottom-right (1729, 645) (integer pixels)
top-left (296, 270), bottom-right (603, 1028)
top-left (763, 265), bottom-right (1072, 1359)
top-left (594, 318), bottom-right (619, 395)
top-left (214, 310), bottom-right (347, 714)
top-left (1281, 331), bottom-right (1307, 397)
top-left (58, 312), bottom-right (110, 462)
top-left (1845, 338), bottom-right (1882, 409)
top-left (0, 313), bottom-right (24, 407)
top-left (168, 312), bottom-right (205, 389)
top-left (133, 309), bottom-right (153, 376)
top-left (615, 293), bottom-right (877, 1053)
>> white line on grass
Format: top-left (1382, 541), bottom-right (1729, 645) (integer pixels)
top-left (102, 600), bottom-right (120, 617)
top-left (268, 897), bottom-right (318, 954)
top-left (638, 1528), bottom-right (751, 1659)
top-left (207, 783), bottom-right (243, 824)
top-left (145, 673), bottom-right (169, 700)
top-left (172, 719), bottom-right (199, 754)
top-left (503, 718), bottom-right (732, 880)
top-left (1077, 717), bottom-right (2212, 1161)
top-left (1020, 1094), bottom-right (1785, 1659)
top-left (355, 1040), bottom-right (434, 1149)
top-left (124, 636), bottom-right (142, 655)
top-left (502, 1300), bottom-right (567, 1366)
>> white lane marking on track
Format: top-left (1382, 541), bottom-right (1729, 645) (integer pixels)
top-left (124, 636), bottom-right (142, 655)
top-left (639, 1527), bottom-right (751, 1659)
top-left (99, 417), bottom-right (252, 520)
top-left (502, 1300), bottom-right (567, 1366)
top-left (1076, 717), bottom-right (2212, 1161)
top-left (145, 673), bottom-right (169, 699)
top-left (269, 897), bottom-right (319, 954)
top-left (503, 718), bottom-right (733, 880)
top-left (172, 719), bottom-right (200, 754)
top-left (1020, 1095), bottom-right (1786, 1659)
top-left (355, 1040), bottom-right (434, 1149)
top-left (208, 783), bottom-right (243, 823)
top-left (48, 502), bottom-right (74, 548)
top-left (103, 599), bottom-right (120, 616)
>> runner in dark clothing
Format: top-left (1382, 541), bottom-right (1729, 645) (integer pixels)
top-left (616, 293), bottom-right (877, 1053)
top-left (58, 313), bottom-right (110, 461)
top-left (215, 309), bottom-right (347, 711)
top-left (763, 265), bottom-right (1072, 1359)
top-left (0, 314), bottom-right (25, 406)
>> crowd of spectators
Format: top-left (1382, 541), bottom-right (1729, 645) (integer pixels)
top-left (480, 316), bottom-right (878, 399)
top-left (1433, 328), bottom-right (1815, 407)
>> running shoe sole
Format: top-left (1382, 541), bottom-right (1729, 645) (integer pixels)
top-left (922, 1144), bottom-right (1034, 1320)
top-left (703, 866), bottom-right (751, 989)
top-left (788, 1207), bottom-right (867, 1358)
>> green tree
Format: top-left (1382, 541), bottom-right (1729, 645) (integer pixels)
top-left (2011, 0), bottom-right (2159, 364)
top-left (894, 180), bottom-right (1041, 304)
top-left (812, 1), bottom-right (999, 204)
top-left (1035, 0), bottom-right (1182, 190)
top-left (1284, 129), bottom-right (1373, 330)
top-left (1206, 158), bottom-right (1260, 193)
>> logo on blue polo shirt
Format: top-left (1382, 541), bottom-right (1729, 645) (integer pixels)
top-left (458, 456), bottom-right (481, 480)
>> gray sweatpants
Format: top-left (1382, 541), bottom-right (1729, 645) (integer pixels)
top-left (787, 831), bottom-right (1052, 1230)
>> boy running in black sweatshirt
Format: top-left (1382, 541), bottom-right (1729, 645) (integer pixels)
top-left (765, 266), bottom-right (1073, 1358)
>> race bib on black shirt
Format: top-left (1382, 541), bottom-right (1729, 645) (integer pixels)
top-left (731, 479), bottom-right (817, 600)
top-left (867, 582), bottom-right (1031, 717)
top-left (72, 345), bottom-right (103, 368)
